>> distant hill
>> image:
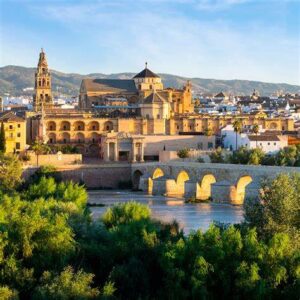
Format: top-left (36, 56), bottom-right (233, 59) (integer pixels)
top-left (0, 65), bottom-right (299, 97)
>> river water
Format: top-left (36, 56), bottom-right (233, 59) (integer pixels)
top-left (88, 190), bottom-right (244, 233)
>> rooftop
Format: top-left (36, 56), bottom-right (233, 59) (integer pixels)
top-left (82, 79), bottom-right (137, 93)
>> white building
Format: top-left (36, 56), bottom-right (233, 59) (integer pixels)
top-left (221, 124), bottom-right (288, 153)
top-left (246, 135), bottom-right (288, 153)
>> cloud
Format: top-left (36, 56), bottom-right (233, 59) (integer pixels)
top-left (194, 0), bottom-right (249, 11)
top-left (2, 0), bottom-right (299, 84)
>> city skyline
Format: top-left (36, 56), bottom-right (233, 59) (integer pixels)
top-left (0, 0), bottom-right (300, 85)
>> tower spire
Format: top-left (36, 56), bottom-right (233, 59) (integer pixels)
top-left (34, 48), bottom-right (52, 112)
top-left (145, 61), bottom-right (148, 69)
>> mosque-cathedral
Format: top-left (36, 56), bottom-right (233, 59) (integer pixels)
top-left (30, 49), bottom-right (294, 161)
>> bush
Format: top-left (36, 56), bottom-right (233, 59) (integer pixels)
top-left (33, 267), bottom-right (99, 300)
top-left (209, 147), bottom-right (226, 163)
top-left (177, 148), bottom-right (190, 159)
top-left (102, 202), bottom-right (151, 228)
top-left (27, 165), bottom-right (62, 185)
top-left (0, 154), bottom-right (22, 192)
top-left (197, 156), bottom-right (205, 163)
top-left (20, 154), bottom-right (31, 162)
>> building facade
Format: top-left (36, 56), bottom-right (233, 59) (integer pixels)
top-left (0, 112), bottom-right (26, 154)
top-left (30, 50), bottom-right (295, 161)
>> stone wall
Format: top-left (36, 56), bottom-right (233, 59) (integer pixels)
top-left (27, 152), bottom-right (82, 166)
top-left (23, 163), bottom-right (132, 189)
top-left (143, 135), bottom-right (216, 156)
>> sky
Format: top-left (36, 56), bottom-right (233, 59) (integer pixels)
top-left (0, 0), bottom-right (300, 85)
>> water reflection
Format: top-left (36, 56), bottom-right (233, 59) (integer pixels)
top-left (88, 190), bottom-right (244, 233)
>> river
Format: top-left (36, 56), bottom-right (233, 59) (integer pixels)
top-left (88, 190), bottom-right (244, 233)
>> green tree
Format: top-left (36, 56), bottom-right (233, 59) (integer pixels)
top-left (102, 201), bottom-right (151, 229)
top-left (0, 122), bottom-right (6, 153)
top-left (33, 267), bottom-right (99, 300)
top-left (244, 173), bottom-right (300, 242)
top-left (275, 145), bottom-right (298, 166)
top-left (252, 124), bottom-right (259, 148)
top-left (209, 147), bottom-right (225, 163)
top-left (229, 146), bottom-right (250, 164)
top-left (0, 154), bottom-right (22, 192)
top-left (31, 140), bottom-right (51, 167)
top-left (0, 286), bottom-right (19, 300)
top-left (177, 148), bottom-right (190, 160)
top-left (248, 148), bottom-right (265, 165)
top-left (232, 119), bottom-right (243, 150)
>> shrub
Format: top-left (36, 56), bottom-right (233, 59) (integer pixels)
top-left (102, 202), bottom-right (151, 228)
top-left (177, 148), bottom-right (190, 159)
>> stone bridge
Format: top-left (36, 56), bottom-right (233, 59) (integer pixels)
top-left (131, 162), bottom-right (299, 205)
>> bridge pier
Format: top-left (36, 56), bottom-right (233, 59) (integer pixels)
top-left (211, 181), bottom-right (232, 203)
top-left (139, 175), bottom-right (151, 193)
top-left (152, 177), bottom-right (168, 195)
top-left (184, 180), bottom-right (197, 199)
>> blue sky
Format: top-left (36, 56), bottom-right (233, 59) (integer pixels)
top-left (0, 0), bottom-right (299, 84)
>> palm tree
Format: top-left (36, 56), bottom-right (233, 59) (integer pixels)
top-left (232, 119), bottom-right (243, 151)
top-left (252, 124), bottom-right (259, 148)
top-left (32, 139), bottom-right (50, 167)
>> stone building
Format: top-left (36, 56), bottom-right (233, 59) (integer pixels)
top-left (33, 49), bottom-right (53, 112)
top-left (29, 50), bottom-right (295, 161)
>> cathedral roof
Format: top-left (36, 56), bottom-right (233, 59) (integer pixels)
top-left (133, 67), bottom-right (160, 79)
top-left (81, 79), bottom-right (137, 93)
top-left (143, 92), bottom-right (167, 104)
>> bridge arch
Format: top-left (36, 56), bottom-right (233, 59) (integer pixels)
top-left (148, 168), bottom-right (165, 194)
top-left (132, 170), bottom-right (143, 191)
top-left (230, 175), bottom-right (253, 205)
top-left (197, 174), bottom-right (216, 200)
top-left (152, 168), bottom-right (164, 179)
top-left (176, 170), bottom-right (190, 197)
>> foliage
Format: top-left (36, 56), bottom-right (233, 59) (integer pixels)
top-left (0, 154), bottom-right (22, 192)
top-left (233, 118), bottom-right (243, 150)
top-left (0, 286), bottom-right (19, 300)
top-left (0, 122), bottom-right (6, 153)
top-left (229, 147), bottom-right (265, 165)
top-left (209, 147), bottom-right (226, 163)
top-left (247, 148), bottom-right (265, 165)
top-left (177, 148), bottom-right (190, 159)
top-left (32, 267), bottom-right (99, 300)
top-left (275, 145), bottom-right (300, 166)
top-left (0, 175), bottom-right (299, 299)
top-left (244, 173), bottom-right (300, 243)
top-left (197, 156), bottom-right (205, 163)
top-left (27, 165), bottom-right (62, 185)
top-left (20, 153), bottom-right (30, 162)
top-left (31, 140), bottom-right (51, 167)
top-left (102, 201), bottom-right (151, 228)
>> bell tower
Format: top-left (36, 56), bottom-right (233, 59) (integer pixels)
top-left (33, 48), bottom-right (53, 112)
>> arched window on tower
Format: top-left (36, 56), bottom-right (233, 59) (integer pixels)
top-left (39, 80), bottom-right (41, 87)
top-left (42, 79), bottom-right (46, 86)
